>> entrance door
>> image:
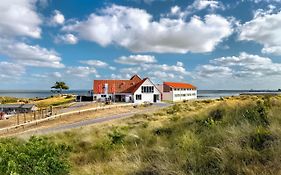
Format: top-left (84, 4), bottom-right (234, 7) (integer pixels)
top-left (153, 94), bottom-right (159, 103)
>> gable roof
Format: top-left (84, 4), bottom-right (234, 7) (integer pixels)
top-left (93, 75), bottom-right (143, 94)
top-left (164, 82), bottom-right (197, 89)
top-left (125, 78), bottom-right (147, 93)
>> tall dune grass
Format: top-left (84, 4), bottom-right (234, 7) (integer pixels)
top-left (46, 95), bottom-right (281, 174)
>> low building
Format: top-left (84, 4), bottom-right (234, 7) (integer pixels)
top-left (0, 104), bottom-right (37, 114)
top-left (93, 75), bottom-right (161, 104)
top-left (157, 82), bottom-right (197, 102)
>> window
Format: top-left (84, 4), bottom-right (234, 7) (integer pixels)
top-left (101, 95), bottom-right (106, 97)
top-left (141, 86), bottom-right (154, 93)
top-left (136, 94), bottom-right (142, 100)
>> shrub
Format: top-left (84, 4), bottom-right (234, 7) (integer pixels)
top-left (166, 104), bottom-right (181, 114)
top-left (153, 127), bottom-right (173, 136)
top-left (209, 108), bottom-right (224, 121)
top-left (0, 136), bottom-right (71, 175)
top-left (249, 127), bottom-right (275, 151)
top-left (243, 101), bottom-right (270, 126)
top-left (108, 129), bottom-right (126, 145)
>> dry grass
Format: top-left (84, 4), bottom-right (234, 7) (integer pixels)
top-left (42, 95), bottom-right (281, 175)
top-left (34, 96), bottom-right (75, 108)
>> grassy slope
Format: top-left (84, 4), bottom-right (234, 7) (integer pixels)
top-left (34, 96), bottom-right (75, 108)
top-left (0, 95), bottom-right (75, 108)
top-left (47, 96), bottom-right (281, 175)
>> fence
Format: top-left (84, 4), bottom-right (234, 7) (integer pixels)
top-left (0, 103), bottom-right (134, 134)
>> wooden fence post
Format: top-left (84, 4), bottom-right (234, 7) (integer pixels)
top-left (17, 113), bottom-right (19, 125)
top-left (24, 113), bottom-right (26, 123)
top-left (34, 111), bottom-right (36, 120)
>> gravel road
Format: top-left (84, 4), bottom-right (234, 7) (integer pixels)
top-left (18, 103), bottom-right (171, 136)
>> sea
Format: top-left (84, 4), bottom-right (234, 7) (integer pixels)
top-left (0, 90), bottom-right (255, 99)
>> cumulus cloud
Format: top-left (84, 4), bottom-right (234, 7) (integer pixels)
top-left (168, 0), bottom-right (225, 18)
top-left (196, 52), bottom-right (281, 78)
top-left (115, 55), bottom-right (157, 65)
top-left (118, 61), bottom-right (189, 82)
top-left (80, 59), bottom-right (109, 68)
top-left (0, 62), bottom-right (25, 79)
top-left (196, 65), bottom-right (232, 78)
top-left (50, 10), bottom-right (65, 25)
top-left (62, 4), bottom-right (233, 53)
top-left (55, 34), bottom-right (78, 44)
top-left (0, 38), bottom-right (64, 68)
top-left (0, 0), bottom-right (42, 38)
top-left (32, 71), bottom-right (62, 79)
top-left (66, 66), bottom-right (97, 77)
top-left (188, 0), bottom-right (224, 11)
top-left (239, 11), bottom-right (281, 55)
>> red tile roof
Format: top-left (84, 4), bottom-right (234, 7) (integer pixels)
top-left (93, 75), bottom-right (143, 94)
top-left (164, 82), bottom-right (197, 89)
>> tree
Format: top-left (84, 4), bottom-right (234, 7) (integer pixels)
top-left (51, 81), bottom-right (69, 94)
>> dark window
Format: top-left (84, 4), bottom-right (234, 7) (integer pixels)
top-left (136, 94), bottom-right (142, 100)
top-left (141, 86), bottom-right (154, 93)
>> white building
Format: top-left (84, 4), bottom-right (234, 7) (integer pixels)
top-left (157, 82), bottom-right (197, 102)
top-left (93, 75), bottom-right (161, 104)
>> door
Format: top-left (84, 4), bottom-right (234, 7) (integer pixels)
top-left (153, 94), bottom-right (158, 103)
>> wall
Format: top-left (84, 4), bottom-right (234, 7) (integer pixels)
top-left (133, 79), bottom-right (161, 104)
top-left (172, 89), bottom-right (197, 101)
top-left (162, 92), bottom-right (173, 101)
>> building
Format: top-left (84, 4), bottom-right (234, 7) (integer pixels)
top-left (93, 75), bottom-right (161, 104)
top-left (157, 82), bottom-right (197, 102)
top-left (0, 104), bottom-right (37, 114)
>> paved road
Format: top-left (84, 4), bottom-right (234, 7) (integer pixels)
top-left (18, 103), bottom-right (171, 136)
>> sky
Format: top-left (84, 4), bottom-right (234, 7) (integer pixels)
top-left (1, 0), bottom-right (281, 90)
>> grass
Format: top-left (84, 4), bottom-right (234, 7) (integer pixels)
top-left (7, 95), bottom-right (281, 174)
top-left (34, 96), bottom-right (75, 108)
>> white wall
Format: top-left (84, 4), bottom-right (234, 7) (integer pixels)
top-left (172, 88), bottom-right (197, 101)
top-left (133, 79), bottom-right (161, 104)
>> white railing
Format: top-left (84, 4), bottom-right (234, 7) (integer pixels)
top-left (0, 103), bottom-right (135, 134)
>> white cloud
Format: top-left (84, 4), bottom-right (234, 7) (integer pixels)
top-left (239, 11), bottom-right (281, 55)
top-left (115, 55), bottom-right (157, 65)
top-left (109, 66), bottom-right (116, 70)
top-left (80, 59), bottom-right (109, 68)
top-left (52, 72), bottom-right (62, 78)
top-left (0, 38), bottom-right (64, 68)
top-left (196, 52), bottom-right (281, 78)
top-left (0, 0), bottom-right (42, 38)
top-left (55, 34), bottom-right (78, 44)
top-left (149, 71), bottom-right (175, 79)
top-left (176, 61), bottom-right (184, 67)
top-left (196, 65), bottom-right (232, 78)
top-left (66, 66), bottom-right (97, 77)
top-left (211, 52), bottom-right (272, 66)
top-left (63, 4), bottom-right (233, 53)
top-left (118, 61), bottom-right (189, 82)
top-left (50, 10), bottom-right (65, 25)
top-left (189, 0), bottom-right (224, 11)
top-left (168, 0), bottom-right (225, 18)
top-left (0, 62), bottom-right (25, 79)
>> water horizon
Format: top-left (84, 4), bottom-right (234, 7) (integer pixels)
top-left (0, 89), bottom-right (279, 99)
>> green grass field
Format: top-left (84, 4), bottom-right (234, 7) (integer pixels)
top-left (2, 95), bottom-right (281, 175)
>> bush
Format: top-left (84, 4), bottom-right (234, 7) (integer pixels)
top-left (209, 108), bottom-right (224, 121)
top-left (0, 136), bottom-right (71, 175)
top-left (243, 101), bottom-right (269, 126)
top-left (108, 129), bottom-right (126, 145)
top-left (166, 104), bottom-right (181, 114)
top-left (249, 127), bottom-right (275, 151)
top-left (153, 127), bottom-right (173, 136)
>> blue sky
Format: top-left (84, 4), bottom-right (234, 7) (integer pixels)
top-left (1, 0), bottom-right (281, 90)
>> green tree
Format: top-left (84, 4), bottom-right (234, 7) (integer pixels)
top-left (51, 81), bottom-right (69, 94)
